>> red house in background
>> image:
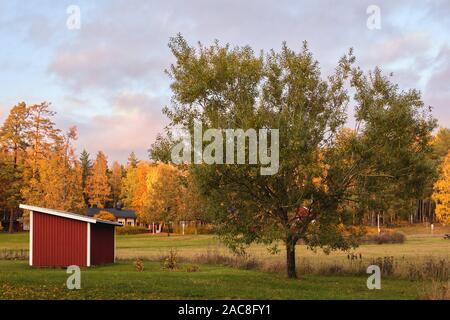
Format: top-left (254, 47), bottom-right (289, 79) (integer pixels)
top-left (19, 204), bottom-right (122, 267)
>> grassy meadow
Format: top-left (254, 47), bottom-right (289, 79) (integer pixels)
top-left (0, 260), bottom-right (423, 300)
top-left (0, 225), bottom-right (449, 299)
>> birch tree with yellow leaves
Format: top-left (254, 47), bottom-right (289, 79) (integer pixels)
top-left (86, 151), bottom-right (111, 208)
top-left (432, 151), bottom-right (450, 225)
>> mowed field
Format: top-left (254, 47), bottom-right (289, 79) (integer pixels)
top-left (0, 225), bottom-right (449, 300)
top-left (0, 260), bottom-right (422, 300)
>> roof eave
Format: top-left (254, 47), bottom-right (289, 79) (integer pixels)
top-left (19, 204), bottom-right (122, 226)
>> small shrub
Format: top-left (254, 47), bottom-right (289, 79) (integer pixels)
top-left (362, 231), bottom-right (406, 244)
top-left (116, 226), bottom-right (148, 235)
top-left (134, 258), bottom-right (144, 272)
top-left (162, 249), bottom-right (178, 270)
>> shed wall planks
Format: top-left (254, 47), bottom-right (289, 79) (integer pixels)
top-left (32, 211), bottom-right (87, 267)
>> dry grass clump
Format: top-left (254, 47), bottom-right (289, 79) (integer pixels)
top-left (371, 256), bottom-right (396, 276)
top-left (0, 249), bottom-right (28, 260)
top-left (407, 258), bottom-right (449, 281)
top-left (421, 281), bottom-right (450, 300)
top-left (193, 248), bottom-right (261, 270)
top-left (145, 246), bottom-right (448, 283)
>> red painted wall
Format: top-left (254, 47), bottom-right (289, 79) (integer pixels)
top-left (33, 211), bottom-right (87, 267)
top-left (90, 223), bottom-right (115, 265)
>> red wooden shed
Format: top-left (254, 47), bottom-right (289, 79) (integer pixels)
top-left (19, 204), bottom-right (122, 267)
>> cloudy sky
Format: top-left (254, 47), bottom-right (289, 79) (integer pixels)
top-left (0, 0), bottom-right (449, 163)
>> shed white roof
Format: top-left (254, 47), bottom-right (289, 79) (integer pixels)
top-left (19, 204), bottom-right (122, 226)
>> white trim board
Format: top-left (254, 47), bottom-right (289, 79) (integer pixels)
top-left (19, 204), bottom-right (122, 226)
top-left (29, 211), bottom-right (33, 266)
top-left (87, 223), bottom-right (91, 267)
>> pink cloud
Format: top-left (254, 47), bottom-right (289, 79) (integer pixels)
top-left (74, 92), bottom-right (168, 163)
top-left (424, 45), bottom-right (450, 127)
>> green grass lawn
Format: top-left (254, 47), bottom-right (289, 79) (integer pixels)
top-left (0, 229), bottom-right (448, 299)
top-left (0, 260), bottom-right (423, 300)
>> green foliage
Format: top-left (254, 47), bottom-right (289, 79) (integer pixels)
top-left (154, 35), bottom-right (436, 278)
top-left (149, 133), bottom-right (178, 163)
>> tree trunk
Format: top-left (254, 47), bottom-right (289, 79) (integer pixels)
top-left (8, 208), bottom-right (15, 233)
top-left (286, 240), bottom-right (297, 279)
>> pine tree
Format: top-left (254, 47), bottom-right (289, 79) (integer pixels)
top-left (432, 151), bottom-right (450, 225)
top-left (86, 151), bottom-right (111, 208)
top-left (127, 152), bottom-right (139, 168)
top-left (80, 149), bottom-right (93, 205)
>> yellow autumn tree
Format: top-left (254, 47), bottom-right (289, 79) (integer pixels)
top-left (86, 151), bottom-right (111, 208)
top-left (120, 161), bottom-right (154, 217)
top-left (144, 164), bottom-right (183, 228)
top-left (109, 161), bottom-right (122, 208)
top-left (432, 150), bottom-right (450, 225)
top-left (121, 163), bottom-right (138, 208)
top-left (22, 102), bottom-right (61, 207)
top-left (133, 162), bottom-right (153, 212)
top-left (22, 127), bottom-right (85, 214)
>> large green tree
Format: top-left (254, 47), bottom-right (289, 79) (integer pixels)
top-left (151, 35), bottom-right (436, 278)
